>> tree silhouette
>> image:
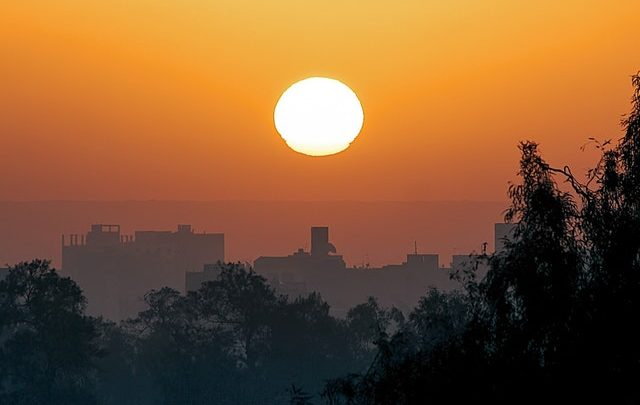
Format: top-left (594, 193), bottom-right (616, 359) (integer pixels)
top-left (0, 260), bottom-right (98, 404)
top-left (194, 262), bottom-right (279, 371)
top-left (321, 73), bottom-right (640, 404)
top-left (288, 384), bottom-right (314, 405)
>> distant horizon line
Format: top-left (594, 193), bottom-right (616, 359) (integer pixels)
top-left (0, 199), bottom-right (509, 204)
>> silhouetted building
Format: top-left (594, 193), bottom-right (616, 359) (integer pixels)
top-left (495, 222), bottom-right (517, 253)
top-left (62, 224), bottom-right (223, 320)
top-left (186, 262), bottom-right (226, 292)
top-left (254, 227), bottom-right (453, 315)
top-left (255, 226), bottom-right (346, 276)
top-left (449, 223), bottom-right (517, 280)
top-left (0, 267), bottom-right (9, 281)
top-left (311, 226), bottom-right (336, 257)
top-left (451, 254), bottom-right (489, 280)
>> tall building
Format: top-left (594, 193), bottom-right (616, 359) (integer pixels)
top-left (62, 224), bottom-right (223, 320)
top-left (495, 223), bottom-right (517, 253)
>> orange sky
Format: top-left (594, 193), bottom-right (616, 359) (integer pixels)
top-left (2, 1), bottom-right (640, 201)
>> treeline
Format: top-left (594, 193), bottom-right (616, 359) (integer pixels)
top-left (0, 260), bottom-right (465, 404)
top-left (323, 73), bottom-right (640, 404)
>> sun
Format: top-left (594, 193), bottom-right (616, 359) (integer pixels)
top-left (274, 77), bottom-right (364, 156)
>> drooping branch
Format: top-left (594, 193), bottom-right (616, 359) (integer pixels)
top-left (546, 164), bottom-right (593, 201)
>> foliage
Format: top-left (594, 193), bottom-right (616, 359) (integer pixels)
top-left (0, 260), bottom-right (99, 404)
top-left (323, 72), bottom-right (640, 404)
top-left (93, 263), bottom-right (383, 404)
top-left (288, 384), bottom-right (314, 405)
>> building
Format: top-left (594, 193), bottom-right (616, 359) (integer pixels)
top-left (255, 227), bottom-right (347, 279)
top-left (254, 227), bottom-right (455, 315)
top-left (451, 254), bottom-right (489, 282)
top-left (449, 222), bottom-right (518, 282)
top-left (62, 224), bottom-right (224, 320)
top-left (186, 262), bottom-right (225, 292)
top-left (0, 267), bottom-right (9, 281)
top-left (495, 223), bottom-right (517, 254)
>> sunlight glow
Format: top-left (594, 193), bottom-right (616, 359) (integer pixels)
top-left (274, 77), bottom-right (364, 156)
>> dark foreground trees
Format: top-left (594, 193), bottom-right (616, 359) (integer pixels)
top-left (0, 261), bottom-right (385, 404)
top-left (0, 260), bottom-right (99, 404)
top-left (95, 264), bottom-right (393, 404)
top-left (325, 73), bottom-right (640, 404)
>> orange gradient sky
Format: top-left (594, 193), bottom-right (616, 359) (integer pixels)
top-left (2, 1), bottom-right (640, 201)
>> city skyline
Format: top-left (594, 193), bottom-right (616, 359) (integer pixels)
top-left (0, 200), bottom-right (505, 270)
top-left (60, 222), bottom-right (509, 319)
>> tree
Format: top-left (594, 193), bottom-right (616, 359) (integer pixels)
top-left (409, 288), bottom-right (468, 352)
top-left (321, 73), bottom-right (640, 404)
top-left (127, 286), bottom-right (235, 404)
top-left (0, 260), bottom-right (98, 404)
top-left (268, 292), bottom-right (355, 397)
top-left (288, 384), bottom-right (314, 405)
top-left (347, 297), bottom-right (404, 357)
top-left (92, 318), bottom-right (143, 405)
top-left (195, 263), bottom-right (279, 370)
top-left (567, 72), bottom-right (640, 401)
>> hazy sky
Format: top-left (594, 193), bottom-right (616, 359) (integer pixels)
top-left (2, 1), bottom-right (639, 201)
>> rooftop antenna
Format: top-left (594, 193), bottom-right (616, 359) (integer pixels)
top-left (414, 240), bottom-right (418, 255)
